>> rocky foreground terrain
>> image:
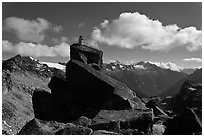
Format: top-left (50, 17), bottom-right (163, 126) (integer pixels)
top-left (2, 42), bottom-right (202, 135)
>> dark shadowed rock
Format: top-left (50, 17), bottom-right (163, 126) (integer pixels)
top-left (146, 99), bottom-right (168, 117)
top-left (18, 118), bottom-right (92, 135)
top-left (50, 67), bottom-right (66, 80)
top-left (72, 116), bottom-right (92, 127)
top-left (32, 89), bottom-right (96, 123)
top-left (70, 43), bottom-right (103, 69)
top-left (163, 107), bottom-right (202, 135)
top-left (89, 121), bottom-right (120, 132)
top-left (90, 63), bottom-right (101, 70)
top-left (90, 109), bottom-right (154, 133)
top-left (119, 129), bottom-right (144, 135)
top-left (66, 59), bottom-right (146, 110)
top-left (48, 76), bottom-right (67, 95)
top-left (55, 124), bottom-right (93, 135)
top-left (165, 80), bottom-right (202, 120)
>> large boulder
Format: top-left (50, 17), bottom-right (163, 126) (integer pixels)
top-left (70, 43), bottom-right (103, 69)
top-left (89, 109), bottom-right (154, 133)
top-left (18, 118), bottom-right (92, 135)
top-left (32, 89), bottom-right (98, 123)
top-left (66, 59), bottom-right (146, 110)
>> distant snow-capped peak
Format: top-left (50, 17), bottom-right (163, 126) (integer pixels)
top-left (26, 56), bottom-right (66, 71)
top-left (108, 60), bottom-right (182, 72)
top-left (40, 62), bottom-right (66, 71)
top-left (145, 61), bottom-right (181, 72)
top-left (29, 56), bottom-right (38, 62)
top-left (133, 64), bottom-right (146, 69)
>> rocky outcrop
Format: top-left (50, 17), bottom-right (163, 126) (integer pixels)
top-left (72, 116), bottom-right (92, 127)
top-left (32, 44), bottom-right (147, 125)
top-left (32, 89), bottom-right (95, 123)
top-left (66, 59), bottom-right (146, 110)
top-left (163, 108), bottom-right (202, 135)
top-left (18, 118), bottom-right (93, 135)
top-left (165, 80), bottom-right (202, 120)
top-left (70, 43), bottom-right (103, 69)
top-left (3, 55), bottom-right (52, 78)
top-left (19, 43), bottom-right (154, 135)
top-left (90, 109), bottom-right (153, 133)
top-left (146, 99), bottom-right (168, 117)
top-left (2, 56), bottom-right (52, 135)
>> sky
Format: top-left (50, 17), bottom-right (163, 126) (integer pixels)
top-left (2, 2), bottom-right (202, 69)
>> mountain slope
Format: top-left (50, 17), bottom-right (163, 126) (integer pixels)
top-left (103, 61), bottom-right (187, 97)
top-left (165, 81), bottom-right (202, 120)
top-left (161, 68), bottom-right (202, 97)
top-left (2, 55), bottom-right (62, 134)
top-left (180, 68), bottom-right (197, 75)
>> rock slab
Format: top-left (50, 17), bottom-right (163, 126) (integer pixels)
top-left (70, 43), bottom-right (103, 69)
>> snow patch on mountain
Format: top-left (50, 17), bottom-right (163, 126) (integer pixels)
top-left (40, 62), bottom-right (65, 71)
top-left (133, 65), bottom-right (146, 69)
top-left (112, 66), bottom-right (116, 69)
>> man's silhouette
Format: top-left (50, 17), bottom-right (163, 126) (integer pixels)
top-left (78, 36), bottom-right (84, 46)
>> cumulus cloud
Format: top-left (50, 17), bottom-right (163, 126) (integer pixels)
top-left (147, 61), bottom-right (181, 71)
top-left (2, 40), bottom-right (70, 57)
top-left (4, 17), bottom-right (63, 43)
top-left (182, 58), bottom-right (202, 62)
top-left (86, 39), bottom-right (100, 49)
top-left (91, 12), bottom-right (202, 51)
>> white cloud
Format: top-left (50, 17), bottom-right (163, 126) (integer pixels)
top-left (91, 12), bottom-right (202, 51)
top-left (4, 17), bottom-right (63, 43)
top-left (86, 39), bottom-right (100, 49)
top-left (182, 58), bottom-right (202, 62)
top-left (147, 61), bottom-right (181, 71)
top-left (2, 40), bottom-right (70, 57)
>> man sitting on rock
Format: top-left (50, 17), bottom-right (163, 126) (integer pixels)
top-left (78, 36), bottom-right (84, 46)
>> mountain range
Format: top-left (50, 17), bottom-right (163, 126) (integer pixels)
top-left (102, 61), bottom-right (191, 97)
